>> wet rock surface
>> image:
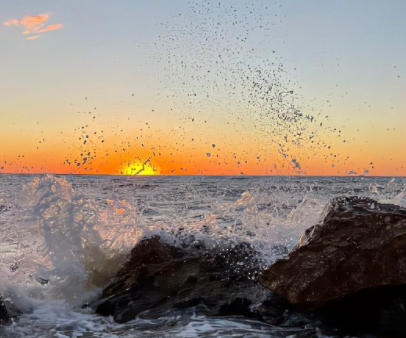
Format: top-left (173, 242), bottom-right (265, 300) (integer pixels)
top-left (260, 196), bottom-right (406, 334)
top-left (0, 296), bottom-right (10, 325)
top-left (92, 236), bottom-right (289, 324)
top-left (0, 295), bottom-right (21, 325)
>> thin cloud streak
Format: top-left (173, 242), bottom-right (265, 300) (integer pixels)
top-left (26, 35), bottom-right (40, 40)
top-left (37, 23), bottom-right (63, 34)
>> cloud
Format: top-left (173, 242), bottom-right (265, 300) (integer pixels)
top-left (3, 13), bottom-right (62, 39)
top-left (3, 19), bottom-right (20, 26)
top-left (26, 35), bottom-right (40, 40)
top-left (37, 24), bottom-right (63, 34)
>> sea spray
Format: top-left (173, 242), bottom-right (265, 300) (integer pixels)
top-left (0, 175), bottom-right (143, 312)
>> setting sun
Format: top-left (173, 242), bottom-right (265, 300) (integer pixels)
top-left (120, 158), bottom-right (160, 176)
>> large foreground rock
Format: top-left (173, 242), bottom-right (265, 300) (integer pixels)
top-left (260, 196), bottom-right (406, 332)
top-left (92, 236), bottom-right (288, 324)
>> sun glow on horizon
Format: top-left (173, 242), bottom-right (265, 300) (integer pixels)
top-left (120, 158), bottom-right (160, 176)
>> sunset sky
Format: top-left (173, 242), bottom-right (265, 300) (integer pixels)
top-left (1, 0), bottom-right (405, 176)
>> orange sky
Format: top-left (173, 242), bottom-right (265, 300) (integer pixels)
top-left (1, 1), bottom-right (405, 176)
top-left (1, 112), bottom-right (404, 176)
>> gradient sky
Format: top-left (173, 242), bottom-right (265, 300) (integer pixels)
top-left (1, 0), bottom-right (405, 176)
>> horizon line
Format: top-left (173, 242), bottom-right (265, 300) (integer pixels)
top-left (0, 173), bottom-right (405, 178)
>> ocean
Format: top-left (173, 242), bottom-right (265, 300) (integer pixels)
top-left (0, 174), bottom-right (405, 337)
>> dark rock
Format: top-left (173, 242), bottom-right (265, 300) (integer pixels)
top-left (0, 205), bottom-right (9, 213)
top-left (317, 284), bottom-right (406, 335)
top-left (92, 236), bottom-right (286, 324)
top-left (0, 297), bottom-right (10, 325)
top-left (0, 295), bottom-right (21, 325)
top-left (10, 263), bottom-right (19, 273)
top-left (260, 196), bottom-right (406, 333)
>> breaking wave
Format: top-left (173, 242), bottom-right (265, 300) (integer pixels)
top-left (0, 174), bottom-right (405, 337)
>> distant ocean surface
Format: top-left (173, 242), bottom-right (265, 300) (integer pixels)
top-left (0, 174), bottom-right (405, 337)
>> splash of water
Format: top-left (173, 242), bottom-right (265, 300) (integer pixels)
top-left (0, 175), bottom-right (144, 312)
